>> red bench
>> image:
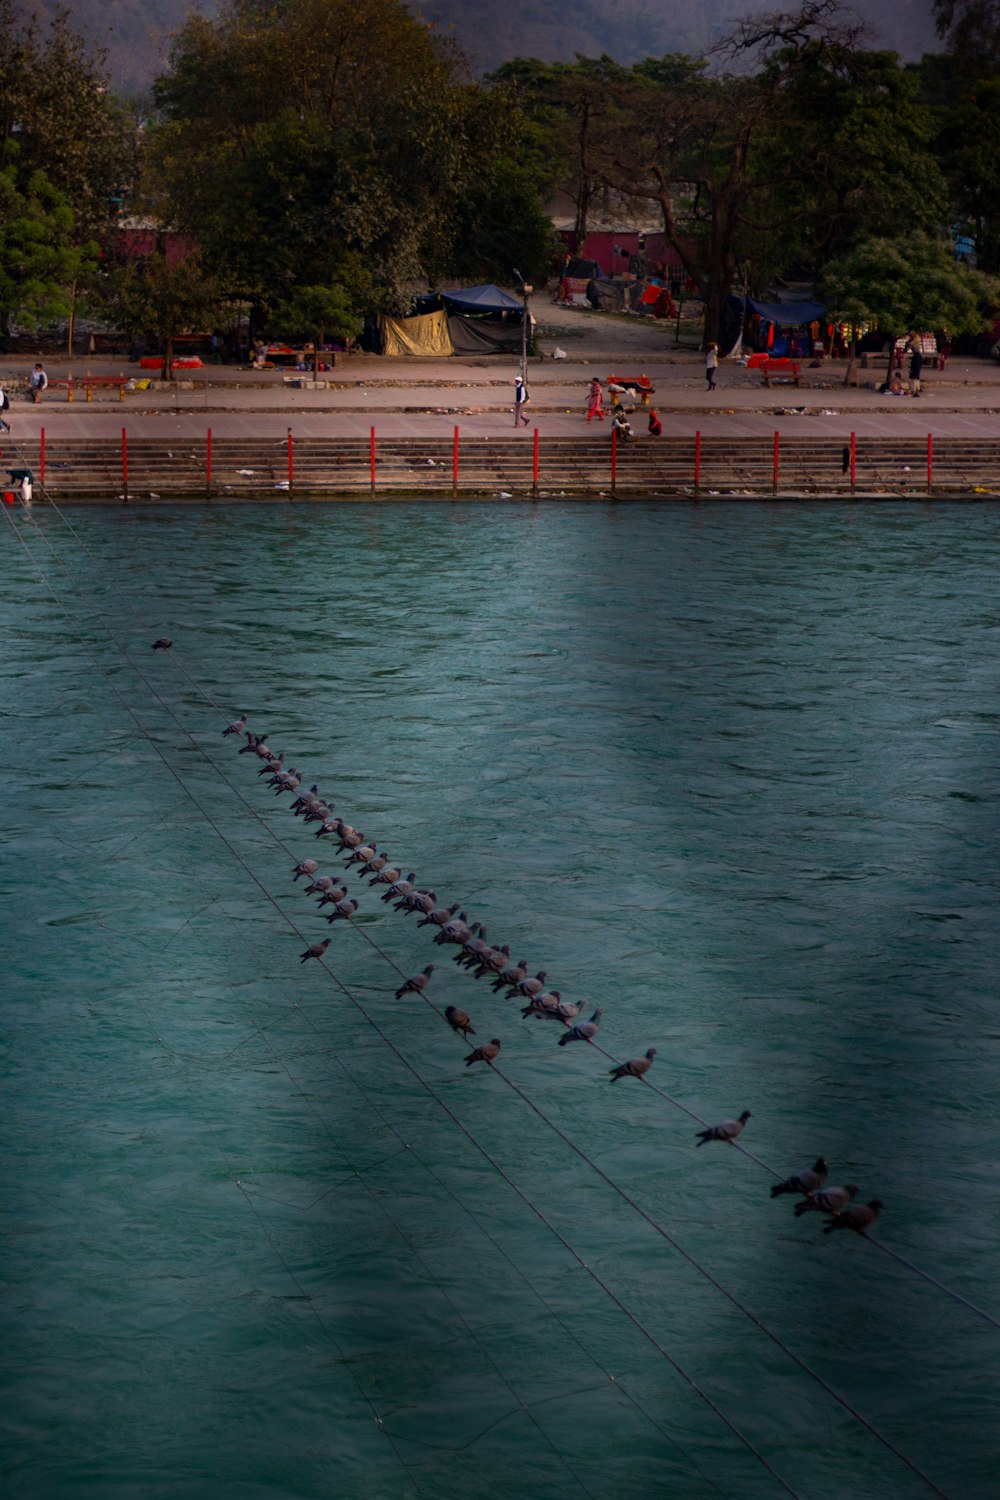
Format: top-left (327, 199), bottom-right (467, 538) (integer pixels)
top-left (607, 374), bottom-right (656, 406)
top-left (760, 357), bottom-right (801, 387)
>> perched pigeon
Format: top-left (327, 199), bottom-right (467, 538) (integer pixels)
top-left (472, 944), bottom-right (511, 980)
top-left (492, 959), bottom-right (528, 993)
top-left (356, 851), bottom-right (389, 879)
top-left (823, 1200), bottom-right (883, 1235)
top-left (316, 885), bottom-right (349, 907)
top-left (223, 714), bottom-right (248, 737)
top-left (445, 1005), bottom-right (476, 1038)
top-left (292, 859), bottom-right (319, 882)
top-left (511, 970), bottom-right (547, 1000)
top-left (299, 939), bottom-right (330, 963)
top-left (151, 637), bottom-right (172, 650)
top-left (382, 873), bottom-right (417, 904)
top-left (396, 889), bottom-right (436, 916)
top-left (794, 1184), bottom-right (859, 1218)
top-left (345, 842), bottom-right (377, 867)
top-left (370, 864), bottom-right (402, 888)
top-left (326, 898), bottom-right (359, 923)
top-left (305, 874), bottom-right (338, 896)
top-left (696, 1111), bottom-right (751, 1146)
top-left (396, 964), bottom-right (435, 999)
top-left (770, 1158), bottom-right (828, 1199)
top-left (558, 1007), bottom-right (604, 1046)
top-left (464, 1038), bottom-right (502, 1068)
top-left (609, 1048), bottom-right (657, 1082)
top-left (434, 913), bottom-right (473, 946)
top-left (418, 902), bottom-right (461, 930)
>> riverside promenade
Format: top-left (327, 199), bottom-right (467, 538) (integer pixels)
top-left (3, 303), bottom-right (1000, 495)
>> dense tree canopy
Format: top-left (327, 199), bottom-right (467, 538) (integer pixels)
top-left (0, 0), bottom-right (134, 334)
top-left (148, 0), bottom-right (553, 320)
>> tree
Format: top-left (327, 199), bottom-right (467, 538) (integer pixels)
top-left (147, 0), bottom-right (548, 315)
top-left (932, 0), bottom-right (1000, 71)
top-left (0, 1), bottom-right (136, 244)
top-left (271, 284), bottom-right (362, 376)
top-left (98, 253), bottom-right (220, 379)
top-left (0, 162), bottom-right (98, 337)
top-left (820, 233), bottom-right (1000, 382)
top-left (568, 2), bottom-right (872, 344)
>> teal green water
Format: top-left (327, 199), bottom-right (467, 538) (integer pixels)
top-left (2, 501), bottom-right (999, 1500)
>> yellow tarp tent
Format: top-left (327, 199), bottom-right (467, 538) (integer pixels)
top-left (379, 309), bottom-right (454, 357)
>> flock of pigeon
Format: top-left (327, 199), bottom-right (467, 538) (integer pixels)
top-left (222, 710), bottom-right (885, 1238)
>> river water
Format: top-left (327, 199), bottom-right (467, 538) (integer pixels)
top-left (2, 500), bottom-right (998, 1500)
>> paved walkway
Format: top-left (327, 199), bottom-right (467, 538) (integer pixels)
top-left (4, 327), bottom-right (1000, 444)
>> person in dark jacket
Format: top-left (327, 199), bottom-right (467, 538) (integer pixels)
top-left (907, 335), bottom-right (924, 397)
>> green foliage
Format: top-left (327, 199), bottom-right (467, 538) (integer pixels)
top-left (820, 233), bottom-right (1000, 333)
top-left (0, 162), bottom-right (98, 332)
top-left (97, 252), bottom-right (220, 376)
top-left (271, 283), bottom-right (361, 343)
top-left (146, 0), bottom-right (552, 311)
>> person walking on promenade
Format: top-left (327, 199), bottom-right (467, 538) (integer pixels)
top-left (647, 408), bottom-right (662, 437)
top-left (705, 342), bottom-right (718, 392)
top-left (586, 376), bottom-right (605, 421)
top-left (907, 334), bottom-right (924, 397)
top-left (514, 375), bottom-right (530, 426)
top-left (0, 381), bottom-right (10, 432)
top-left (29, 363), bottom-right (48, 402)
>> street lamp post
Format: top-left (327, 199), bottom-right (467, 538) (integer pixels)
top-left (513, 269), bottom-right (532, 387)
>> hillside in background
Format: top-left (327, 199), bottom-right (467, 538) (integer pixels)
top-left (32, 0), bottom-right (940, 93)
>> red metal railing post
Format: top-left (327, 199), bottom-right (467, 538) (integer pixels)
top-left (927, 432), bottom-right (933, 494)
top-left (40, 428), bottom-right (45, 486)
top-left (611, 424), bottom-right (617, 494)
top-left (850, 431), bottom-right (856, 494)
top-left (533, 427), bottom-right (539, 497)
top-left (206, 427), bottom-right (212, 497)
top-left (453, 424), bottom-right (459, 498)
top-left (370, 426), bottom-right (376, 496)
top-left (694, 430), bottom-right (701, 495)
top-left (287, 428), bottom-right (293, 495)
top-left (773, 430), bottom-right (780, 495)
top-left (122, 426), bottom-right (128, 504)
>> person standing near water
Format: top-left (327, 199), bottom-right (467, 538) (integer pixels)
top-left (514, 375), bottom-right (530, 426)
top-left (586, 377), bottom-right (604, 421)
top-left (705, 343), bottom-right (718, 392)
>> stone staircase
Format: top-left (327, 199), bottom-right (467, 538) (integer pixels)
top-left (6, 435), bottom-right (1000, 500)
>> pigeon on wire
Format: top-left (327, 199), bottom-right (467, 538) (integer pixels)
top-left (396, 964), bottom-right (435, 999)
top-left (326, 898), bottom-right (359, 924)
top-left (510, 970), bottom-right (547, 1000)
top-left (381, 873), bottom-right (417, 904)
top-left (418, 902), bottom-right (461, 930)
top-left (292, 859), bottom-right (319, 882)
top-left (770, 1158), bottom-right (828, 1198)
top-left (793, 1184), bottom-right (859, 1217)
top-left (396, 888), bottom-right (437, 916)
top-left (316, 885), bottom-right (349, 907)
top-left (300, 939), bottom-right (330, 963)
top-left (492, 958), bottom-right (528, 993)
top-left (151, 637), bottom-right (172, 650)
top-left (223, 714), bottom-right (248, 737)
top-left (608, 1048), bottom-right (657, 1082)
top-left (465, 1038), bottom-right (502, 1068)
top-left (434, 912), bottom-right (474, 947)
top-left (445, 1006), bottom-right (476, 1038)
top-left (305, 874), bottom-right (339, 896)
top-left (472, 944), bottom-right (512, 981)
top-left (558, 1007), bottom-right (604, 1046)
top-left (695, 1110), bottom-right (751, 1146)
top-left (369, 863), bottom-right (402, 889)
top-left (823, 1200), bottom-right (883, 1235)
top-left (454, 926), bottom-right (491, 967)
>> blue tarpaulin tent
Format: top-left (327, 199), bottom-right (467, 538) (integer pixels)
top-left (436, 284), bottom-right (525, 313)
top-left (747, 297), bottom-right (827, 324)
